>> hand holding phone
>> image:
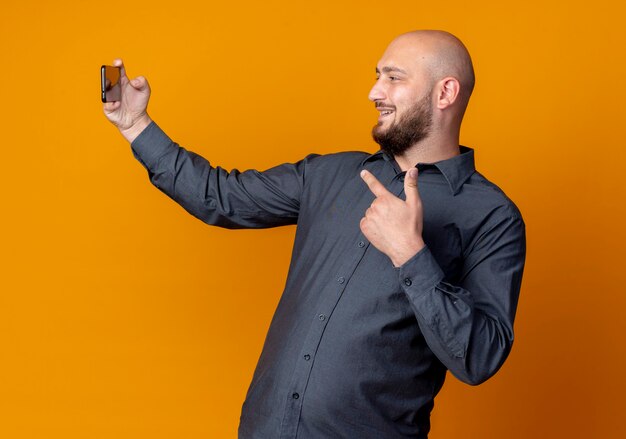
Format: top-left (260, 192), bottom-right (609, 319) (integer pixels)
top-left (102, 59), bottom-right (152, 143)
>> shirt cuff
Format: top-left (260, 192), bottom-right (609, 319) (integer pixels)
top-left (130, 121), bottom-right (176, 170)
top-left (397, 245), bottom-right (445, 300)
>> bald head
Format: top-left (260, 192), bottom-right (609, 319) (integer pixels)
top-left (385, 30), bottom-right (475, 104)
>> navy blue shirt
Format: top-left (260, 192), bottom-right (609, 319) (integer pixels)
top-left (131, 121), bottom-right (526, 438)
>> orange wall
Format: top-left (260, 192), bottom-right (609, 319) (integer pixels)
top-left (1, 0), bottom-right (625, 437)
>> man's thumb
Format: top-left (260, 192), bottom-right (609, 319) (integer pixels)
top-left (404, 167), bottom-right (420, 205)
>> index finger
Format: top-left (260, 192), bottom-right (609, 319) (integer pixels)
top-left (360, 169), bottom-right (390, 198)
top-left (112, 58), bottom-right (128, 80)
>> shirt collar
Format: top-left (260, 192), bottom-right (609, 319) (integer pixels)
top-left (361, 146), bottom-right (476, 196)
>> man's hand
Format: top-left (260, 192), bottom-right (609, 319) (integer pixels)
top-left (102, 58), bottom-right (152, 143)
top-left (360, 168), bottom-right (426, 267)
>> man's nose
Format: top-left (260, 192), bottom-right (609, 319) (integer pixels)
top-left (368, 80), bottom-right (385, 102)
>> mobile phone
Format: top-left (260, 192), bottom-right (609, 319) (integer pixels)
top-left (101, 65), bottom-right (121, 102)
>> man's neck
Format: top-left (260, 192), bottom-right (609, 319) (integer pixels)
top-left (393, 134), bottom-right (461, 171)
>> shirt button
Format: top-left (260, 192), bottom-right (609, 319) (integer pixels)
top-left (318, 314), bottom-right (326, 321)
top-left (358, 241), bottom-right (365, 248)
top-left (292, 392), bottom-right (300, 399)
top-left (304, 354), bottom-right (311, 361)
top-left (404, 278), bottom-right (412, 286)
top-left (337, 276), bottom-right (345, 284)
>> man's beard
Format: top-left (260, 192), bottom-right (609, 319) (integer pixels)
top-left (371, 94), bottom-right (433, 157)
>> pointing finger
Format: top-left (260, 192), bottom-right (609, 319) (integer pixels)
top-left (360, 169), bottom-right (390, 198)
top-left (404, 167), bottom-right (420, 206)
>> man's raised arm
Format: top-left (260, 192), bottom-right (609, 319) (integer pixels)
top-left (102, 59), bottom-right (311, 229)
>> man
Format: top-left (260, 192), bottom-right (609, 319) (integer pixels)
top-left (103, 30), bottom-right (525, 438)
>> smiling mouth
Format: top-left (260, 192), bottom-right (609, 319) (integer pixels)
top-left (376, 102), bottom-right (395, 119)
top-left (378, 109), bottom-right (395, 120)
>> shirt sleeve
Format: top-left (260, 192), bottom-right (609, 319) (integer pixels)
top-left (130, 121), bottom-right (315, 228)
top-left (398, 205), bottom-right (526, 385)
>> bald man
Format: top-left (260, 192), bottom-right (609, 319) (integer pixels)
top-left (103, 30), bottom-right (525, 438)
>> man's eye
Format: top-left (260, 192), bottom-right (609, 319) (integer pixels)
top-left (389, 76), bottom-right (397, 81)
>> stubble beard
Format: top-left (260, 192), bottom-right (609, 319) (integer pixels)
top-left (371, 94), bottom-right (433, 157)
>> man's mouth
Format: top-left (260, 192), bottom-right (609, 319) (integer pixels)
top-left (377, 108), bottom-right (395, 120)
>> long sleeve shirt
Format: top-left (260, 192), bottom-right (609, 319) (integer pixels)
top-left (130, 121), bottom-right (526, 439)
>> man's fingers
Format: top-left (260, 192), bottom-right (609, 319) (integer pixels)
top-left (103, 101), bottom-right (120, 113)
top-left (113, 58), bottom-right (127, 80)
top-left (130, 76), bottom-right (149, 91)
top-left (404, 167), bottom-right (420, 206)
top-left (360, 169), bottom-right (390, 198)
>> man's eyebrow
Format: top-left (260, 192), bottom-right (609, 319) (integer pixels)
top-left (375, 66), bottom-right (408, 75)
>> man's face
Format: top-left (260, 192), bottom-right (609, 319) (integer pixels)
top-left (369, 39), bottom-right (434, 156)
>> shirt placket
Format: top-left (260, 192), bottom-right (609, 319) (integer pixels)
top-left (278, 160), bottom-right (404, 439)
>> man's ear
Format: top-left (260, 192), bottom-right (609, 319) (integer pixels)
top-left (436, 77), bottom-right (461, 109)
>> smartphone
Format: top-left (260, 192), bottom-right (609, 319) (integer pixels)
top-left (101, 65), bottom-right (121, 102)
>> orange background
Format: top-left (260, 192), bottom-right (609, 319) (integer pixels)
top-left (1, 0), bottom-right (625, 437)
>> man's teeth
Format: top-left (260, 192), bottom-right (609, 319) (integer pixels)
top-left (381, 110), bottom-right (393, 115)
